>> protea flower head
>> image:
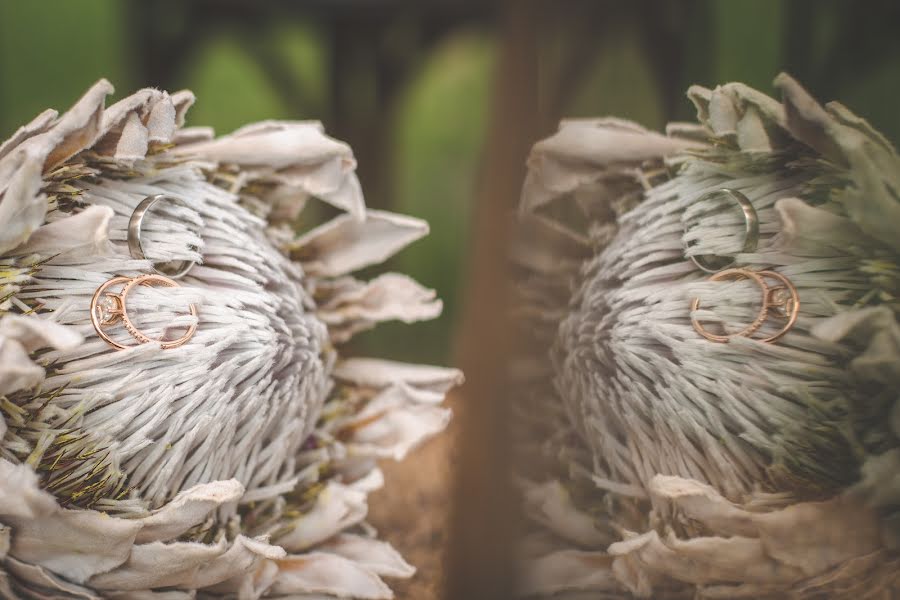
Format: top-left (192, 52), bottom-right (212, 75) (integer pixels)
top-left (513, 74), bottom-right (899, 598)
top-left (0, 80), bottom-right (461, 599)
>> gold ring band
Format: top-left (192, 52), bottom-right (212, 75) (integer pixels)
top-left (691, 268), bottom-right (799, 343)
top-left (90, 274), bottom-right (197, 350)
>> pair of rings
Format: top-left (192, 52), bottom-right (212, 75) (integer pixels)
top-left (90, 195), bottom-right (199, 350)
top-left (685, 189), bottom-right (800, 344)
top-left (91, 274), bottom-right (197, 349)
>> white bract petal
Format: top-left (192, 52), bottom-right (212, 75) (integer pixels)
top-left (517, 549), bottom-right (618, 596)
top-left (333, 357), bottom-right (463, 394)
top-left (274, 482), bottom-right (368, 552)
top-left (88, 538), bottom-right (229, 590)
top-left (134, 480), bottom-right (244, 544)
top-left (317, 533), bottom-right (415, 578)
top-left (269, 552), bottom-right (393, 599)
top-left (292, 210), bottom-right (428, 277)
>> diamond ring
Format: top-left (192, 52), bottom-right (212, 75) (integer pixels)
top-left (90, 274), bottom-right (197, 350)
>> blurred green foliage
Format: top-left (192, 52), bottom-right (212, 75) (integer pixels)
top-left (0, 0), bottom-right (130, 127)
top-left (356, 31), bottom-right (495, 364)
top-left (711, 0), bottom-right (784, 91)
top-left (564, 19), bottom-right (665, 131)
top-left (183, 34), bottom-right (293, 131)
top-left (1, 0), bottom-right (898, 365)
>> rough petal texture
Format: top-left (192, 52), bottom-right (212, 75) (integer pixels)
top-left (514, 74), bottom-right (900, 597)
top-left (0, 81), bottom-right (459, 598)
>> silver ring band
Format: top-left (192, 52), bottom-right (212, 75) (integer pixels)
top-left (128, 194), bottom-right (196, 279)
top-left (684, 188), bottom-right (759, 273)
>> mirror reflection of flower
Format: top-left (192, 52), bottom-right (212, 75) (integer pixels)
top-left (513, 74), bottom-right (900, 599)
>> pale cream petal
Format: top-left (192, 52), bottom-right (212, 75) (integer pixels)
top-left (0, 313), bottom-right (83, 397)
top-left (517, 549), bottom-right (618, 596)
top-left (0, 108), bottom-right (57, 162)
top-left (522, 480), bottom-right (608, 547)
top-left (11, 205), bottom-right (113, 257)
top-left (106, 591), bottom-right (196, 600)
top-left (172, 126), bottom-right (214, 145)
top-left (0, 314), bottom-right (83, 354)
top-left (88, 538), bottom-right (227, 590)
top-left (775, 72), bottom-right (900, 251)
top-left (852, 449), bottom-right (900, 511)
top-left (344, 387), bottom-right (451, 460)
top-left (38, 78), bottom-right (113, 171)
top-left (89, 88), bottom-right (177, 160)
top-left (664, 534), bottom-right (804, 584)
top-left (2, 77), bottom-right (109, 183)
top-left (134, 480), bottom-right (244, 544)
top-left (811, 306), bottom-right (900, 385)
top-left (608, 531), bottom-right (679, 596)
top-left (687, 81), bottom-right (787, 151)
top-left (0, 153), bottom-right (45, 253)
top-left (774, 73), bottom-right (846, 164)
top-left (0, 337), bottom-right (44, 396)
top-left (317, 273), bottom-right (442, 343)
top-left (521, 118), bottom-right (700, 214)
top-left (0, 79), bottom-right (112, 253)
top-left (0, 570), bottom-right (14, 599)
top-left (348, 467), bottom-right (385, 494)
top-left (291, 210), bottom-right (428, 277)
top-left (191, 535), bottom-right (285, 589)
top-left (274, 482), bottom-right (367, 552)
top-left (317, 534), bottom-right (415, 578)
top-left (8, 508), bottom-right (143, 584)
top-left (226, 558), bottom-right (280, 600)
top-left (92, 89), bottom-right (158, 157)
top-left (178, 121), bottom-right (340, 168)
top-left (650, 474), bottom-right (883, 576)
top-left (648, 475), bottom-right (757, 537)
top-left (333, 357), bottom-right (463, 394)
top-left (171, 121), bottom-right (364, 217)
top-left (269, 552), bottom-right (392, 599)
top-left (169, 90), bottom-right (196, 128)
top-left (0, 459), bottom-right (57, 519)
top-left (535, 118), bottom-right (693, 163)
top-left (4, 557), bottom-right (99, 599)
top-left (753, 497), bottom-right (881, 576)
top-left (144, 93), bottom-right (177, 145)
top-left (774, 197), bottom-right (870, 248)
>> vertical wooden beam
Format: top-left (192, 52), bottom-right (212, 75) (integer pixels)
top-left (446, 2), bottom-right (539, 598)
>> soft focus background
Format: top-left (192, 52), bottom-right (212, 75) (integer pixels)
top-left (3, 0), bottom-right (900, 365)
top-left (2, 2), bottom-right (899, 598)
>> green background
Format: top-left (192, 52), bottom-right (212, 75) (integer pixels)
top-left (2, 0), bottom-right (898, 364)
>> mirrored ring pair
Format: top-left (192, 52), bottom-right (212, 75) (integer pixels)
top-left (690, 268), bottom-right (799, 343)
top-left (685, 189), bottom-right (800, 344)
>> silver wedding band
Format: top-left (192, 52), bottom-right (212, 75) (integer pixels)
top-left (128, 195), bottom-right (196, 279)
top-left (684, 188), bottom-right (759, 273)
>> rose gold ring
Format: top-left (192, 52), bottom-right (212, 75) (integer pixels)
top-left (755, 270), bottom-right (800, 343)
top-left (90, 274), bottom-right (197, 350)
top-left (691, 268), bottom-right (799, 343)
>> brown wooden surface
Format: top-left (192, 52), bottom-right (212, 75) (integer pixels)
top-left (368, 392), bottom-right (460, 600)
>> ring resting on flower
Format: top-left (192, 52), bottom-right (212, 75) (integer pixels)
top-left (691, 268), bottom-right (800, 343)
top-left (128, 194), bottom-right (197, 279)
top-left (90, 274), bottom-right (198, 349)
top-left (683, 188), bottom-right (760, 273)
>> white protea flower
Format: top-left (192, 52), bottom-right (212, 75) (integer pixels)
top-left (0, 80), bottom-right (461, 599)
top-left (513, 74), bottom-right (899, 598)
